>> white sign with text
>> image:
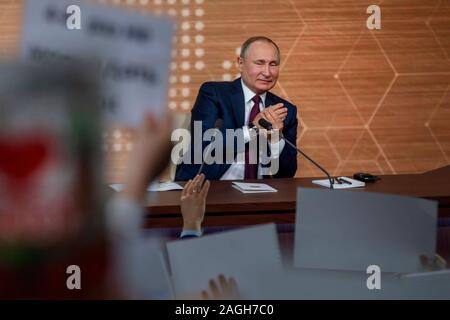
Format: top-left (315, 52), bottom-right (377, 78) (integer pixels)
top-left (20, 0), bottom-right (174, 127)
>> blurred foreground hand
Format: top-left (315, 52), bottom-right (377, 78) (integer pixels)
top-left (201, 274), bottom-right (240, 300)
top-left (420, 254), bottom-right (447, 271)
top-left (122, 113), bottom-right (173, 204)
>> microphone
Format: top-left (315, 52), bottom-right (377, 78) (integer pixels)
top-left (196, 118), bottom-right (223, 176)
top-left (258, 118), bottom-right (335, 189)
top-left (258, 118), bottom-right (273, 131)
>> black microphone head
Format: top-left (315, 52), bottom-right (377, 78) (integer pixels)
top-left (258, 118), bottom-right (273, 130)
top-left (214, 118), bottom-right (223, 129)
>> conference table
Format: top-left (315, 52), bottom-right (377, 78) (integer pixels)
top-left (143, 166), bottom-right (450, 228)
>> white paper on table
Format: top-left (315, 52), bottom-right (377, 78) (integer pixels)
top-left (312, 177), bottom-right (365, 189)
top-left (294, 187), bottom-right (438, 273)
top-left (231, 182), bottom-right (277, 193)
top-left (166, 224), bottom-right (283, 299)
top-left (109, 184), bottom-right (125, 192)
top-left (20, 0), bottom-right (174, 127)
top-left (109, 181), bottom-right (183, 192)
top-left (147, 182), bottom-right (183, 191)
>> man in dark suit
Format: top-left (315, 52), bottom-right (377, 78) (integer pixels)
top-left (175, 36), bottom-right (298, 181)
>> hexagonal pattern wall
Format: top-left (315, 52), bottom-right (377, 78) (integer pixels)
top-left (1, 0), bottom-right (449, 181)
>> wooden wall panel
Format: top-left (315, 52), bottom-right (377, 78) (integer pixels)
top-left (1, 0), bottom-right (449, 182)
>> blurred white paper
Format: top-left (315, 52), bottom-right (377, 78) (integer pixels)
top-left (253, 267), bottom-right (450, 299)
top-left (148, 182), bottom-right (183, 191)
top-left (110, 181), bottom-right (183, 192)
top-left (20, 0), bottom-right (173, 127)
top-left (394, 269), bottom-right (450, 299)
top-left (112, 235), bottom-right (174, 299)
top-left (109, 184), bottom-right (125, 192)
top-left (166, 224), bottom-right (283, 299)
top-left (294, 188), bottom-right (438, 273)
top-left (252, 267), bottom-right (386, 300)
top-left (247, 267), bottom-right (450, 299)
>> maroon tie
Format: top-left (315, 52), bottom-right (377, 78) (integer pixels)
top-left (245, 95), bottom-right (261, 179)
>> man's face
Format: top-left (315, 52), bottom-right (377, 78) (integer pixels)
top-left (237, 41), bottom-right (280, 94)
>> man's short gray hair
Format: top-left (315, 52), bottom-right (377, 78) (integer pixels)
top-left (239, 36), bottom-right (281, 62)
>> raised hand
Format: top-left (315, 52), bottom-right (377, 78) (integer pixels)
top-left (180, 174), bottom-right (210, 232)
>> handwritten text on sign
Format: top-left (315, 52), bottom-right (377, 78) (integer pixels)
top-left (20, 0), bottom-right (174, 127)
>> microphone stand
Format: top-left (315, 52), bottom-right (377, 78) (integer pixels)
top-left (196, 119), bottom-right (223, 177)
top-left (281, 134), bottom-right (335, 189)
top-left (258, 118), bottom-right (334, 189)
top-left (196, 135), bottom-right (216, 176)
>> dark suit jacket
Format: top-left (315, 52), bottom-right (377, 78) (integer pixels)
top-left (175, 78), bottom-right (298, 181)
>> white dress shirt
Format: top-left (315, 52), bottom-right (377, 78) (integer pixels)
top-left (220, 80), bottom-right (285, 180)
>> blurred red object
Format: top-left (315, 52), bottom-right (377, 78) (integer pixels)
top-left (0, 64), bottom-right (112, 299)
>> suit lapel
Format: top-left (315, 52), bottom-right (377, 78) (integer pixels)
top-left (230, 78), bottom-right (245, 127)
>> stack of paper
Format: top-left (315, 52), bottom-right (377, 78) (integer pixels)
top-left (231, 182), bottom-right (277, 193)
top-left (312, 177), bottom-right (365, 189)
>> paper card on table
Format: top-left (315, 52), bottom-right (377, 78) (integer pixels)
top-left (166, 224), bottom-right (283, 299)
top-left (232, 182), bottom-right (277, 193)
top-left (20, 0), bottom-right (174, 127)
top-left (109, 181), bottom-right (183, 192)
top-left (312, 177), bottom-right (365, 189)
top-left (294, 188), bottom-right (438, 273)
top-left (147, 182), bottom-right (183, 192)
